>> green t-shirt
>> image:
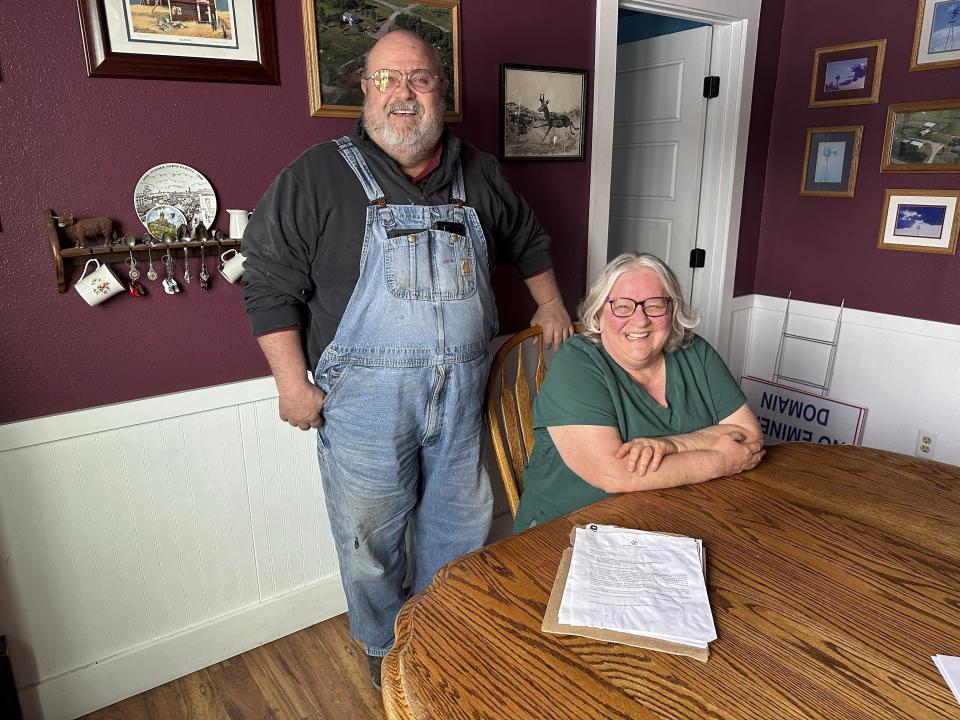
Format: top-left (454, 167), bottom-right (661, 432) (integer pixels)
top-left (513, 334), bottom-right (746, 531)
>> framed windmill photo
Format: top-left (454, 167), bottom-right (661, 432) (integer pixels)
top-left (878, 189), bottom-right (960, 254)
top-left (911, 0), bottom-right (960, 71)
top-left (800, 126), bottom-right (863, 197)
top-left (808, 39), bottom-right (885, 108)
top-left (500, 64), bottom-right (587, 161)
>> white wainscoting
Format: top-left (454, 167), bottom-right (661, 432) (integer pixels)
top-left (0, 378), bottom-right (346, 720)
top-left (727, 294), bottom-right (960, 466)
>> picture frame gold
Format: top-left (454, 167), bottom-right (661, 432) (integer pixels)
top-left (808, 39), bottom-right (885, 108)
top-left (301, 0), bottom-right (462, 121)
top-left (881, 99), bottom-right (960, 172)
top-left (799, 125), bottom-right (863, 197)
top-left (910, 0), bottom-right (960, 72)
top-left (877, 189), bottom-right (960, 254)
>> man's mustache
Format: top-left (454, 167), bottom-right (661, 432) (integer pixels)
top-left (386, 100), bottom-right (424, 115)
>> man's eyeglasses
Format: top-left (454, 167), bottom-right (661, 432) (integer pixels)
top-left (606, 296), bottom-right (672, 318)
top-left (364, 68), bottom-right (442, 94)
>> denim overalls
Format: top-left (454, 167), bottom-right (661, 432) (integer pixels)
top-left (313, 137), bottom-right (497, 656)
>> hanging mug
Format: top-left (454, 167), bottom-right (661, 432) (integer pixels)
top-left (227, 209), bottom-right (253, 240)
top-left (220, 249), bottom-right (247, 283)
top-left (74, 259), bottom-right (124, 306)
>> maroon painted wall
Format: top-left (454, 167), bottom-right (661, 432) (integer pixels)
top-left (734, 0), bottom-right (786, 296)
top-left (0, 1), bottom-right (594, 424)
top-left (745, 0), bottom-right (960, 318)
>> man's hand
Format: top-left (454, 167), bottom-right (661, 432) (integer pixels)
top-left (278, 380), bottom-right (326, 431)
top-left (531, 298), bottom-right (574, 351)
top-left (615, 437), bottom-right (679, 476)
top-left (523, 269), bottom-right (574, 350)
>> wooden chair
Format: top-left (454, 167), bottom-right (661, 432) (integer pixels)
top-left (485, 324), bottom-right (577, 518)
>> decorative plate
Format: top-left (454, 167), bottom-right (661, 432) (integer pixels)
top-left (144, 204), bottom-right (188, 240)
top-left (134, 163), bottom-right (217, 235)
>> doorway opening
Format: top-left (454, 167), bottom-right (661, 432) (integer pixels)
top-left (589, 0), bottom-right (761, 354)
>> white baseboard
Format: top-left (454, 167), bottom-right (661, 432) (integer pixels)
top-left (19, 577), bottom-right (347, 720)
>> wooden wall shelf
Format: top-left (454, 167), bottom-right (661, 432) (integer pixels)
top-left (45, 208), bottom-right (240, 293)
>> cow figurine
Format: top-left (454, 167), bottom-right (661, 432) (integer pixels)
top-left (54, 214), bottom-right (115, 248)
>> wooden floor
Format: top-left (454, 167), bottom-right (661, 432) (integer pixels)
top-left (82, 613), bottom-right (385, 720)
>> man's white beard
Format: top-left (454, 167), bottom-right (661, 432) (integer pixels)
top-left (364, 98), bottom-right (445, 167)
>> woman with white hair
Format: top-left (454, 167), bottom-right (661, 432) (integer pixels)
top-left (513, 252), bottom-right (764, 530)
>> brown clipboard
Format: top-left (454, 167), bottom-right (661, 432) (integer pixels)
top-left (540, 527), bottom-right (711, 662)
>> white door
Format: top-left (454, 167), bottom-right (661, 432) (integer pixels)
top-left (606, 26), bottom-right (712, 304)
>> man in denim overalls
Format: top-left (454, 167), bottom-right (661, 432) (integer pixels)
top-left (243, 30), bottom-right (573, 690)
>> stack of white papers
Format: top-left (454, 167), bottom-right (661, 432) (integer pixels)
top-left (933, 655), bottom-right (960, 706)
top-left (557, 524), bottom-right (716, 649)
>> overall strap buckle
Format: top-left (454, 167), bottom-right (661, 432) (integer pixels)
top-left (368, 197), bottom-right (389, 207)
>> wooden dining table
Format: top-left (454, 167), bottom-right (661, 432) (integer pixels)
top-left (381, 443), bottom-right (960, 719)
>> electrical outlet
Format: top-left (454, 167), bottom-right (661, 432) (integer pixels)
top-left (916, 429), bottom-right (937, 457)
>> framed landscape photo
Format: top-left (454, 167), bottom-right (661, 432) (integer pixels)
top-left (800, 126), bottom-right (863, 197)
top-left (911, 0), bottom-right (960, 71)
top-left (500, 64), bottom-right (587, 161)
top-left (301, 0), bottom-right (461, 120)
top-left (77, 0), bottom-right (279, 83)
top-left (877, 189), bottom-right (960, 254)
top-left (881, 100), bottom-right (960, 171)
top-left (808, 40), bottom-right (885, 108)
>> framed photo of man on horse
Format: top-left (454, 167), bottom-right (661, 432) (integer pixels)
top-left (500, 63), bottom-right (587, 161)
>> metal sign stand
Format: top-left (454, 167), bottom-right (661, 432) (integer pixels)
top-left (772, 292), bottom-right (844, 397)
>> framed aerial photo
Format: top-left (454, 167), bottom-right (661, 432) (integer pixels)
top-left (877, 189), bottom-right (960, 254)
top-left (800, 126), bottom-right (863, 197)
top-left (301, 0), bottom-right (461, 120)
top-left (911, 0), bottom-right (960, 71)
top-left (500, 64), bottom-right (587, 161)
top-left (881, 100), bottom-right (960, 171)
top-left (77, 0), bottom-right (279, 83)
top-left (808, 40), bottom-right (885, 108)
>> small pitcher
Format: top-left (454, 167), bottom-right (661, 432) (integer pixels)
top-left (227, 209), bottom-right (253, 239)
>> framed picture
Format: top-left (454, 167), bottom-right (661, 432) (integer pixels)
top-left (911, 0), bottom-right (960, 71)
top-left (808, 40), bottom-right (885, 108)
top-left (301, 0), bottom-right (461, 120)
top-left (500, 64), bottom-right (587, 161)
top-left (881, 100), bottom-right (960, 171)
top-left (77, 0), bottom-right (279, 84)
top-left (800, 126), bottom-right (863, 197)
top-left (877, 189), bottom-right (960, 254)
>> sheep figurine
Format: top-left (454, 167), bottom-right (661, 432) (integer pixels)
top-left (55, 214), bottom-right (115, 248)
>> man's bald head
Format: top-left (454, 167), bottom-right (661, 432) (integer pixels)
top-left (364, 29), bottom-right (445, 79)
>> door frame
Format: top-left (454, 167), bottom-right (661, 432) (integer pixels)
top-left (588, 0), bottom-right (761, 356)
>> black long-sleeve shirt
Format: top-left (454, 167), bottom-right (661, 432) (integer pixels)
top-left (241, 122), bottom-right (554, 371)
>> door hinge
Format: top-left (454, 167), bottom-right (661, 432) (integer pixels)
top-left (689, 248), bottom-right (706, 268)
top-left (703, 76), bottom-right (720, 99)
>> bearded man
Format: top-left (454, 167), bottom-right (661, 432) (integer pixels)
top-left (241, 29), bottom-right (573, 690)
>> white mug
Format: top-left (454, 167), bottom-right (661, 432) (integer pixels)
top-left (74, 259), bottom-right (124, 306)
top-left (227, 209), bottom-right (253, 240)
top-left (220, 249), bottom-right (247, 283)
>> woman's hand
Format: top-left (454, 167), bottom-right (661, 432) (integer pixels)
top-left (712, 433), bottom-right (765, 475)
top-left (615, 437), bottom-right (679, 476)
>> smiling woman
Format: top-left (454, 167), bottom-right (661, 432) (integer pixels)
top-left (513, 252), bottom-right (765, 531)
